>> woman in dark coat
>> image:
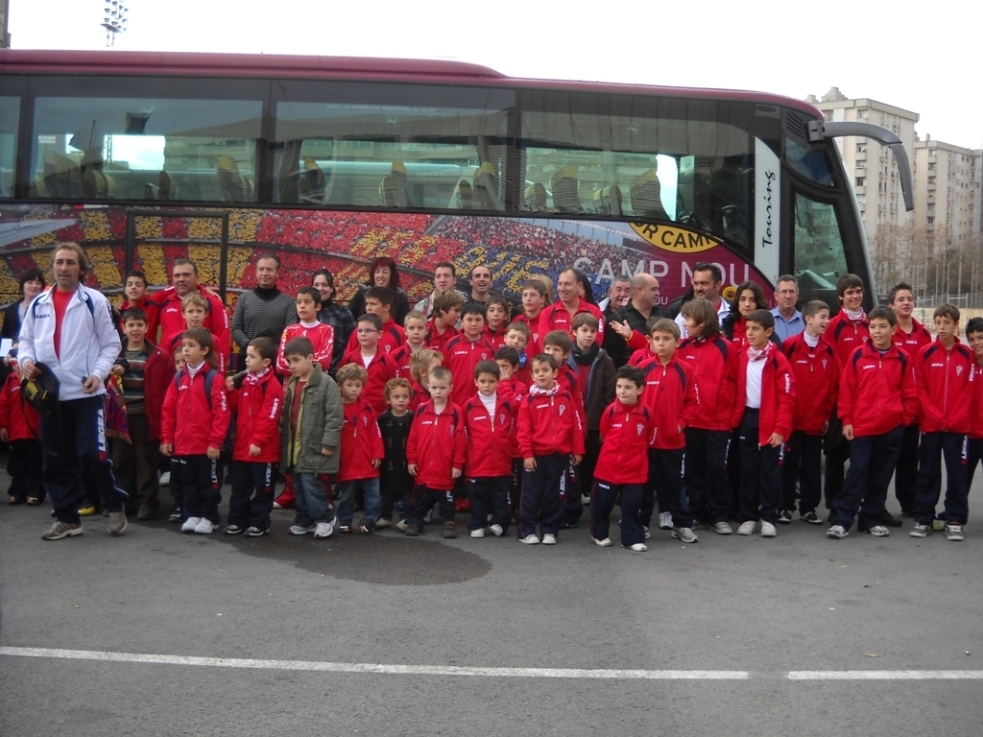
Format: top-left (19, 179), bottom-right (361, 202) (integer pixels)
top-left (347, 256), bottom-right (410, 326)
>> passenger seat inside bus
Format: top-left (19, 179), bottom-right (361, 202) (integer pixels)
top-left (524, 182), bottom-right (548, 212)
top-left (144, 170), bottom-right (177, 201)
top-left (297, 156), bottom-right (327, 204)
top-left (380, 160), bottom-right (411, 208)
top-left (473, 162), bottom-right (502, 210)
top-left (550, 165), bottom-right (582, 213)
top-left (629, 170), bottom-right (670, 221)
top-left (449, 179), bottom-right (473, 209)
top-left (39, 150), bottom-right (83, 198)
top-left (592, 185), bottom-right (623, 217)
top-left (217, 155), bottom-right (249, 202)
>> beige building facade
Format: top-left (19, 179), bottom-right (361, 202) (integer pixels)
top-left (913, 137), bottom-right (980, 242)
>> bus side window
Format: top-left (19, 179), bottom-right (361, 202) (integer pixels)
top-left (472, 162), bottom-right (502, 210)
top-left (449, 179), bottom-right (473, 209)
top-left (551, 165), bottom-right (582, 213)
top-left (380, 160), bottom-right (411, 208)
top-left (628, 170), bottom-right (669, 221)
top-left (524, 182), bottom-right (547, 211)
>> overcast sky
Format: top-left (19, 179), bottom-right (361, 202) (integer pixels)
top-left (8, 0), bottom-right (982, 150)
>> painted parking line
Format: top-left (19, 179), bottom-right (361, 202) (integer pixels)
top-left (2, 647), bottom-right (982, 681)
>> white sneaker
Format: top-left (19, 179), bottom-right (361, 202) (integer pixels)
top-left (313, 521), bottom-right (334, 539)
top-left (760, 521), bottom-right (777, 538)
top-left (644, 526), bottom-right (651, 540)
top-left (374, 518), bottom-right (392, 529)
top-left (489, 524), bottom-right (504, 537)
top-left (395, 519), bottom-right (409, 533)
top-left (945, 523), bottom-right (965, 541)
top-left (868, 525), bottom-right (890, 537)
top-left (626, 542), bottom-right (647, 552)
top-left (826, 524), bottom-right (849, 539)
top-left (581, 494), bottom-right (591, 505)
top-left (593, 537), bottom-right (612, 547)
top-left (181, 516), bottom-right (202, 533)
top-left (194, 518), bottom-right (218, 534)
top-left (159, 471), bottom-right (171, 486)
top-left (272, 501), bottom-right (283, 510)
top-left (470, 528), bottom-right (485, 538)
top-left (671, 527), bottom-right (698, 543)
top-left (713, 521), bottom-right (733, 535)
top-left (520, 534), bottom-right (540, 545)
top-left (424, 509), bottom-right (433, 523)
top-left (737, 520), bottom-right (757, 536)
top-left (658, 511), bottom-right (673, 530)
top-left (541, 533), bottom-right (557, 545)
top-left (289, 524), bottom-right (316, 536)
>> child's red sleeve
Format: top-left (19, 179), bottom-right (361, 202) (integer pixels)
top-left (902, 358), bottom-right (918, 426)
top-left (275, 326), bottom-right (292, 375)
top-left (517, 399), bottom-right (533, 459)
top-left (837, 361), bottom-right (856, 427)
top-left (452, 408), bottom-right (467, 469)
top-left (207, 376), bottom-right (232, 450)
top-left (680, 368), bottom-right (699, 431)
top-left (774, 354), bottom-right (796, 439)
top-left (314, 325), bottom-right (334, 372)
top-left (406, 413), bottom-right (420, 465)
top-left (572, 399), bottom-right (586, 456)
top-left (369, 407), bottom-right (385, 460)
top-left (626, 329), bottom-right (648, 351)
top-left (0, 376), bottom-right (11, 430)
top-left (161, 380), bottom-right (177, 445)
top-left (251, 381), bottom-right (284, 450)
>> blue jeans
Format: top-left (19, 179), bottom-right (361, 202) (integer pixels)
top-left (335, 477), bottom-right (381, 525)
top-left (293, 472), bottom-right (334, 526)
top-left (914, 432), bottom-right (969, 525)
top-left (831, 425), bottom-right (904, 531)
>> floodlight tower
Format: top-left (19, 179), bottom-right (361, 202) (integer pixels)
top-left (102, 0), bottom-right (128, 47)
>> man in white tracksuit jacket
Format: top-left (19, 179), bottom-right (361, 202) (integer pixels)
top-left (18, 243), bottom-right (128, 540)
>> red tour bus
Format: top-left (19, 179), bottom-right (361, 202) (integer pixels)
top-left (0, 50), bottom-right (913, 316)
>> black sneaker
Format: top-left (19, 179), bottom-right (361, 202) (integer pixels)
top-left (168, 507), bottom-right (182, 522)
top-left (800, 510), bottom-right (823, 525)
top-left (777, 509), bottom-right (793, 524)
top-left (358, 519), bottom-right (374, 535)
top-left (882, 512), bottom-right (903, 528)
top-left (404, 524), bottom-right (422, 536)
top-left (244, 526), bottom-right (268, 537)
top-left (224, 524), bottom-right (245, 535)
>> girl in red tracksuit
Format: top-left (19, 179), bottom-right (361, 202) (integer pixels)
top-left (676, 300), bottom-right (739, 533)
top-left (781, 303), bottom-right (839, 523)
top-left (829, 307), bottom-right (917, 536)
top-left (463, 361), bottom-right (517, 538)
top-left (589, 366), bottom-right (655, 551)
top-left (335, 363), bottom-right (385, 534)
top-left (405, 366), bottom-right (466, 537)
top-left (516, 354), bottom-right (585, 545)
top-left (733, 311), bottom-right (795, 536)
top-left (225, 337), bottom-right (284, 536)
top-left (0, 367), bottom-right (42, 505)
top-left (638, 318), bottom-right (699, 539)
top-left (160, 328), bottom-right (231, 533)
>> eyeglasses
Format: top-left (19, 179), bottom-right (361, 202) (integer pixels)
top-left (356, 328), bottom-right (379, 334)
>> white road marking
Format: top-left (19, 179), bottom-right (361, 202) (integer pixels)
top-left (2, 648), bottom-right (981, 681)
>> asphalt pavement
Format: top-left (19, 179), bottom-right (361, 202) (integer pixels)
top-left (2, 464), bottom-right (982, 736)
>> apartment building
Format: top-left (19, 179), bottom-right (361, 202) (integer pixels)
top-left (913, 137), bottom-right (981, 242)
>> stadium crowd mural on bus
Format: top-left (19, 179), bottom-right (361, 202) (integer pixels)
top-left (0, 204), bottom-right (772, 311)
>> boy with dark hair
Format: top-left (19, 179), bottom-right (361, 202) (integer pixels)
top-left (443, 302), bottom-right (495, 409)
top-left (280, 336), bottom-right (344, 539)
top-left (494, 346), bottom-right (527, 400)
top-left (780, 300), bottom-right (838, 524)
top-left (463, 360), bottom-right (517, 538)
top-left (483, 295), bottom-right (511, 350)
top-left (377, 377), bottom-right (414, 529)
top-left (910, 304), bottom-right (975, 541)
top-left (224, 336), bottom-right (283, 536)
top-left (516, 353), bottom-right (585, 545)
top-left (827, 306), bottom-right (916, 539)
top-left (887, 282), bottom-right (932, 519)
top-left (733, 310), bottom-right (795, 538)
top-left (638, 318), bottom-right (699, 543)
top-left (276, 287), bottom-right (334, 375)
top-left (515, 279), bottom-right (548, 353)
top-left (505, 321), bottom-right (532, 385)
top-left (589, 365), bottom-right (654, 551)
top-left (335, 363), bottom-right (385, 534)
top-left (426, 289), bottom-right (463, 355)
top-left (111, 307), bottom-right (174, 519)
top-left (965, 317), bottom-right (983, 491)
top-left (405, 366), bottom-right (467, 538)
top-left (341, 313), bottom-right (400, 414)
top-left (119, 270), bottom-right (159, 341)
top-left (344, 286), bottom-right (406, 355)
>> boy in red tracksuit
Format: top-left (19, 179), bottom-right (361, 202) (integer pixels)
top-left (781, 300), bottom-right (838, 525)
top-left (827, 306), bottom-right (916, 539)
top-left (224, 337), bottom-right (283, 536)
top-left (911, 304), bottom-right (975, 541)
top-left (964, 318), bottom-right (983, 491)
top-left (505, 322), bottom-right (532, 386)
top-left (425, 290), bottom-right (462, 356)
top-left (405, 366), bottom-right (466, 538)
top-left (638, 318), bottom-right (699, 543)
top-left (676, 299), bottom-right (739, 534)
top-left (391, 310), bottom-right (429, 380)
top-left (483, 296), bottom-right (510, 351)
top-left (463, 360), bottom-right (517, 538)
top-left (334, 363), bottom-right (385, 534)
top-left (340, 313), bottom-right (400, 415)
top-left (733, 310), bottom-right (795, 538)
top-left (160, 327), bottom-right (231, 534)
top-left (444, 302), bottom-right (495, 409)
top-left (589, 365), bottom-right (655, 551)
top-left (0, 362), bottom-right (42, 505)
top-left (495, 346), bottom-right (527, 519)
top-left (277, 287), bottom-right (334, 375)
top-left (516, 353), bottom-right (585, 545)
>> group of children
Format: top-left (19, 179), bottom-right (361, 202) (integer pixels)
top-left (4, 271), bottom-right (983, 551)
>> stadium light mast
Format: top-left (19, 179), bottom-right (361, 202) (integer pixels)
top-left (102, 0), bottom-right (128, 47)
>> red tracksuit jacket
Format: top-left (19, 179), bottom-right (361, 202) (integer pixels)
top-left (915, 338), bottom-right (975, 434)
top-left (734, 346), bottom-right (796, 445)
top-left (893, 319), bottom-right (932, 358)
top-left (969, 361), bottom-right (983, 440)
top-left (134, 341), bottom-right (176, 442)
top-left (408, 380), bottom-right (430, 412)
top-left (425, 320), bottom-right (459, 355)
top-left (443, 333), bottom-right (496, 409)
top-left (154, 286), bottom-right (231, 371)
top-left (338, 399), bottom-right (384, 482)
top-left (513, 312), bottom-right (543, 354)
top-left (0, 371), bottom-right (39, 442)
top-left (161, 364), bottom-right (231, 455)
top-left (782, 333), bottom-right (838, 436)
top-left (463, 393), bottom-right (517, 477)
top-left (638, 355), bottom-right (698, 450)
top-left (538, 298), bottom-right (604, 346)
top-left (340, 348), bottom-right (400, 415)
top-left (824, 310), bottom-right (869, 367)
top-left (676, 335), bottom-right (739, 432)
top-left (593, 400), bottom-right (655, 485)
top-left (227, 369), bottom-right (283, 463)
top-left (390, 342), bottom-right (427, 380)
top-left (838, 343), bottom-right (917, 437)
top-left (345, 319), bottom-right (405, 356)
top-left (484, 325), bottom-right (508, 352)
top-left (517, 385), bottom-right (586, 459)
top-left (406, 400), bottom-right (467, 489)
top-left (277, 322), bottom-right (334, 375)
